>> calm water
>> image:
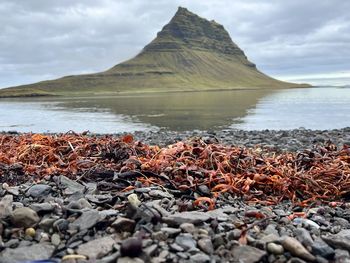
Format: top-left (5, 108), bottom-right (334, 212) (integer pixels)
top-left (0, 87), bottom-right (349, 133)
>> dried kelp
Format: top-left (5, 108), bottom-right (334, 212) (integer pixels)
top-left (0, 133), bottom-right (349, 207)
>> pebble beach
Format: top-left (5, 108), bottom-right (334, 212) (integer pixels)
top-left (0, 128), bottom-right (349, 263)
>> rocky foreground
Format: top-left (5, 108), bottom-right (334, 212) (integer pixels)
top-left (0, 129), bottom-right (349, 263)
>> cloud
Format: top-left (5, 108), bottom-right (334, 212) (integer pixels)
top-left (0, 0), bottom-right (349, 88)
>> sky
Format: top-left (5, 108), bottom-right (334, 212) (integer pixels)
top-left (1, 0), bottom-right (350, 88)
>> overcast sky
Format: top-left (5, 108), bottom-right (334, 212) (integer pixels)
top-left (1, 0), bottom-right (350, 88)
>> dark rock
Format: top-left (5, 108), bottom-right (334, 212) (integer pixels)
top-left (163, 211), bottom-right (210, 225)
top-left (27, 184), bottom-right (52, 198)
top-left (112, 217), bottom-right (135, 232)
top-left (60, 175), bottom-right (85, 195)
top-left (120, 237), bottom-right (142, 257)
top-left (69, 210), bottom-right (101, 230)
top-left (311, 238), bottom-right (335, 259)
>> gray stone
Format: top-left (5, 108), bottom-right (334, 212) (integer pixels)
top-left (51, 233), bottom-right (61, 246)
top-left (0, 195), bottom-right (13, 218)
top-left (27, 184), bottom-right (52, 198)
top-left (264, 224), bottom-right (279, 236)
top-left (163, 211), bottom-right (210, 225)
top-left (175, 233), bottom-right (197, 250)
top-left (191, 252), bottom-right (211, 262)
top-left (117, 257), bottom-right (144, 263)
top-left (0, 243), bottom-right (55, 263)
top-left (180, 223), bottom-right (196, 233)
top-left (160, 227), bottom-right (181, 237)
top-left (11, 207), bottom-right (40, 228)
top-left (198, 238), bottom-right (214, 254)
top-left (30, 202), bottom-right (54, 213)
top-left (112, 217), bottom-right (135, 232)
top-left (282, 237), bottom-right (316, 262)
top-left (38, 218), bottom-right (56, 232)
top-left (322, 229), bottom-right (350, 251)
top-left (70, 210), bottom-right (101, 230)
top-left (266, 243), bottom-right (284, 255)
top-left (169, 243), bottom-right (184, 252)
top-left (60, 175), bottom-right (85, 195)
top-left (231, 245), bottom-right (267, 263)
top-left (144, 244), bottom-right (158, 257)
top-left (77, 236), bottom-right (116, 259)
top-left (311, 238), bottom-right (335, 259)
top-left (294, 228), bottom-right (314, 247)
top-left (148, 190), bottom-right (173, 198)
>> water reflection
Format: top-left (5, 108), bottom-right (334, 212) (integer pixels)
top-left (51, 90), bottom-right (272, 131)
top-left (1, 87), bottom-right (348, 133)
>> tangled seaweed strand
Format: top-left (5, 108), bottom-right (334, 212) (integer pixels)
top-left (0, 133), bottom-right (349, 207)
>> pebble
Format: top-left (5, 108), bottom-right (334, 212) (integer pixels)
top-left (163, 211), bottom-right (210, 225)
top-left (69, 210), bottom-right (101, 230)
top-left (282, 236), bottom-right (316, 262)
top-left (311, 238), bottom-right (335, 259)
top-left (76, 235), bottom-right (116, 259)
top-left (198, 238), bottom-right (214, 254)
top-left (51, 233), bottom-right (61, 246)
top-left (180, 222), bottom-right (196, 233)
top-left (120, 237), bottom-right (142, 257)
top-left (25, 227), bottom-right (36, 237)
top-left (27, 184), bottom-right (52, 198)
top-left (112, 217), bottom-right (136, 232)
top-left (175, 233), bottom-right (197, 250)
top-left (231, 245), bottom-right (267, 263)
top-left (11, 207), bottom-right (40, 228)
top-left (266, 242), bottom-right (284, 255)
top-left (0, 195), bottom-right (13, 218)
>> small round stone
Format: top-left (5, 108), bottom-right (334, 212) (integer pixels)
top-left (25, 227), bottom-right (36, 237)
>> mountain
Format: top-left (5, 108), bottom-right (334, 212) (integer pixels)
top-left (0, 7), bottom-right (308, 98)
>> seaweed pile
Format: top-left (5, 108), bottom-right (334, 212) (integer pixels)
top-left (0, 133), bottom-right (349, 207)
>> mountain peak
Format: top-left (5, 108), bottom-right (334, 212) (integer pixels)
top-left (143, 7), bottom-right (250, 60)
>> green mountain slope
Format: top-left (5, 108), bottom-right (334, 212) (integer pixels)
top-left (0, 7), bottom-right (308, 98)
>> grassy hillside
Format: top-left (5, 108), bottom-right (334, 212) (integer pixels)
top-left (0, 7), bottom-right (309, 98)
